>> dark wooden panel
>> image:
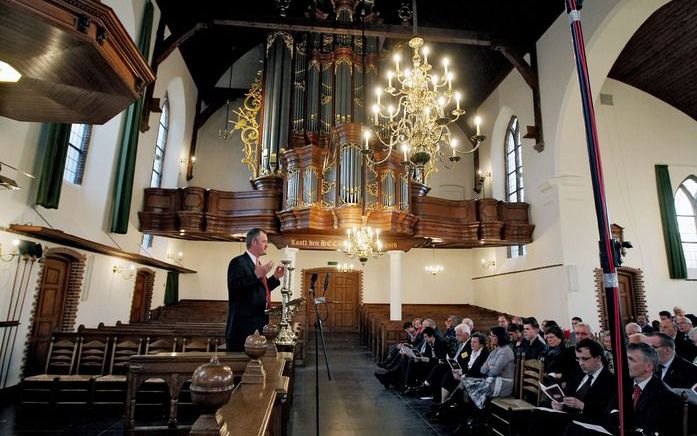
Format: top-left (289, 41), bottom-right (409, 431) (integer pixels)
top-left (0, 0), bottom-right (155, 124)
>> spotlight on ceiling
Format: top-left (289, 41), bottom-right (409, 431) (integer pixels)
top-left (0, 60), bottom-right (22, 83)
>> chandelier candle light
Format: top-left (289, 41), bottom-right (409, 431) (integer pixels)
top-left (365, 36), bottom-right (486, 180)
top-left (342, 216), bottom-right (384, 264)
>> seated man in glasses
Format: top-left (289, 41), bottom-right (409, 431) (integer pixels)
top-left (526, 339), bottom-right (615, 436)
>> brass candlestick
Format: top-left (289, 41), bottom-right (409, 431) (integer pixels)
top-left (275, 259), bottom-right (304, 347)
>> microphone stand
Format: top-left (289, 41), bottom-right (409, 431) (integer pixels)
top-left (310, 280), bottom-right (331, 436)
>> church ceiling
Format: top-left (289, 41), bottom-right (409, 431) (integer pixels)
top-left (609, 0), bottom-right (697, 122)
top-left (155, 0), bottom-right (563, 113)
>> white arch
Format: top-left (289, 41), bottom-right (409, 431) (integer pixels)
top-left (161, 75), bottom-right (187, 189)
top-left (551, 0), bottom-right (669, 175)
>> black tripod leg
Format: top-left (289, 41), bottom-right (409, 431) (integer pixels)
top-left (317, 320), bottom-right (331, 381)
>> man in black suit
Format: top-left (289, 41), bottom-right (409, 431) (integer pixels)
top-left (402, 326), bottom-right (448, 390)
top-left (526, 339), bottom-right (615, 436)
top-left (674, 315), bottom-right (697, 362)
top-left (644, 332), bottom-right (697, 389)
top-left (225, 228), bottom-right (285, 352)
top-left (566, 342), bottom-right (682, 436)
top-left (636, 314), bottom-right (654, 334)
top-left (521, 317), bottom-right (547, 359)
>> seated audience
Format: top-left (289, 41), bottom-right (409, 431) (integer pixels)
top-left (527, 339), bottom-right (616, 436)
top-left (508, 323), bottom-right (524, 356)
top-left (410, 323), bottom-right (472, 399)
top-left (462, 317), bottom-right (475, 333)
top-left (460, 326), bottom-right (516, 409)
top-left (567, 342), bottom-right (682, 436)
top-left (658, 310), bottom-right (672, 321)
top-left (624, 322), bottom-right (641, 336)
top-left (375, 326), bottom-right (447, 390)
top-left (661, 317), bottom-right (697, 361)
top-left (497, 314), bottom-right (509, 329)
top-left (599, 331), bottom-right (615, 373)
top-left (444, 315), bottom-right (460, 339)
top-left (675, 315), bottom-right (697, 361)
top-left (542, 325), bottom-right (577, 382)
top-left (643, 332), bottom-right (697, 389)
top-left (522, 317), bottom-right (547, 359)
top-left (377, 321), bottom-right (418, 369)
top-left (429, 327), bottom-right (515, 428)
top-left (636, 314), bottom-right (654, 333)
top-left (690, 327), bottom-right (697, 364)
top-left (569, 316), bottom-right (583, 345)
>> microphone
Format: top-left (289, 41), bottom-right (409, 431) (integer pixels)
top-left (323, 272), bottom-right (330, 294)
top-left (309, 272), bottom-right (318, 294)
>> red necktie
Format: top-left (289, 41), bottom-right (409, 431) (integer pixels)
top-left (632, 384), bottom-right (642, 408)
top-left (258, 260), bottom-right (270, 309)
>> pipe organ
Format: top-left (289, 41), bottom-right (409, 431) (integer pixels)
top-left (248, 0), bottom-right (416, 236)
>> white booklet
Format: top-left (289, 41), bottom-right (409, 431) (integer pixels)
top-left (571, 421), bottom-right (612, 435)
top-left (534, 406), bottom-right (567, 414)
top-left (539, 381), bottom-right (565, 402)
top-left (400, 346), bottom-right (421, 359)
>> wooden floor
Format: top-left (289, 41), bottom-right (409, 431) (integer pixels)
top-left (289, 332), bottom-right (447, 436)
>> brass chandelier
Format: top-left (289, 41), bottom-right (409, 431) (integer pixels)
top-left (363, 2), bottom-right (486, 182)
top-left (342, 216), bottom-right (384, 264)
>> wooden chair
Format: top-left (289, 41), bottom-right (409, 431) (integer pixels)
top-left (181, 337), bottom-right (211, 352)
top-left (144, 336), bottom-right (177, 355)
top-left (487, 355), bottom-right (545, 436)
top-left (21, 335), bottom-right (79, 405)
top-left (93, 336), bottom-right (142, 406)
top-left (54, 336), bottom-right (109, 405)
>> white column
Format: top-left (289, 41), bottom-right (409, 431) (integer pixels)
top-left (388, 250), bottom-right (404, 320)
top-left (282, 247), bottom-right (300, 298)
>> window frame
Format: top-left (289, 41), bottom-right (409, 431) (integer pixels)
top-left (504, 116), bottom-right (525, 258)
top-left (63, 123), bottom-right (92, 185)
top-left (675, 175), bottom-right (697, 278)
top-left (142, 95), bottom-right (170, 250)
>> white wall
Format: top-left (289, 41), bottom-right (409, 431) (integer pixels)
top-left (177, 240), bottom-right (474, 305)
top-left (0, 0), bottom-right (197, 386)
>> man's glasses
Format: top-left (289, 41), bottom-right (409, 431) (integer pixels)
top-left (575, 355), bottom-right (596, 362)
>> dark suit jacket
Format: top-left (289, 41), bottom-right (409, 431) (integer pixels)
top-left (225, 253), bottom-right (280, 351)
top-left (662, 354), bottom-right (697, 389)
top-left (543, 343), bottom-right (577, 381)
top-left (675, 334), bottom-right (697, 362)
top-left (522, 335), bottom-right (547, 359)
top-left (462, 347), bottom-right (489, 378)
top-left (422, 337), bottom-right (448, 363)
top-left (606, 376), bottom-right (682, 435)
top-left (563, 367), bottom-right (615, 424)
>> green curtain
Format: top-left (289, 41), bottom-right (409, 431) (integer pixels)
top-left (35, 123), bottom-right (71, 209)
top-left (110, 0), bottom-right (154, 233)
top-left (164, 271), bottom-right (179, 305)
top-left (655, 165), bottom-right (687, 279)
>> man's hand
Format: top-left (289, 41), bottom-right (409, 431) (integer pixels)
top-left (273, 265), bottom-right (285, 279)
top-left (551, 400), bottom-right (563, 411)
top-left (255, 261), bottom-right (273, 278)
top-left (453, 369), bottom-right (462, 381)
top-left (562, 396), bottom-right (584, 410)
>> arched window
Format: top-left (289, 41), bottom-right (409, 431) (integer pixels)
top-left (63, 123), bottom-right (91, 184)
top-left (142, 96), bottom-right (170, 249)
top-left (505, 116), bottom-right (525, 257)
top-left (675, 176), bottom-right (697, 273)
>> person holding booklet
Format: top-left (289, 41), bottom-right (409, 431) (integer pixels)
top-left (526, 339), bottom-right (615, 436)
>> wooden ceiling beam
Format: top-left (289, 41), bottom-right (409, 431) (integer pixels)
top-left (155, 22), bottom-right (209, 66)
top-left (495, 46), bottom-right (537, 89)
top-left (211, 18), bottom-right (500, 47)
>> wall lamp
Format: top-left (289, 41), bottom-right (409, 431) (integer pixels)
top-left (480, 258), bottom-right (496, 270)
top-left (113, 264), bottom-right (135, 279)
top-left (0, 239), bottom-right (20, 262)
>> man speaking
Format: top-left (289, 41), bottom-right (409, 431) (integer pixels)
top-left (226, 228), bottom-right (285, 351)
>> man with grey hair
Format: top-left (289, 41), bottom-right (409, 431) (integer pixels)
top-left (624, 322), bottom-right (642, 336)
top-left (643, 332), bottom-right (697, 389)
top-left (226, 228), bottom-right (285, 351)
top-left (569, 343), bottom-right (681, 435)
top-left (462, 317), bottom-right (474, 333)
top-left (675, 315), bottom-right (697, 362)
